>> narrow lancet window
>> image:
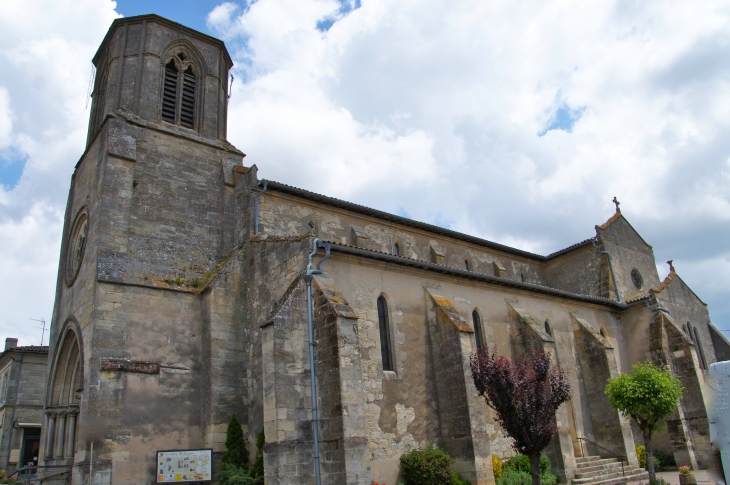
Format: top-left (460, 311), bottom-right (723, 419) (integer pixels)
top-left (377, 296), bottom-right (393, 371)
top-left (180, 66), bottom-right (196, 128)
top-left (162, 60), bottom-right (178, 124)
top-left (693, 328), bottom-right (708, 370)
top-left (473, 310), bottom-right (483, 353)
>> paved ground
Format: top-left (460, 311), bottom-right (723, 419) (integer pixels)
top-left (626, 470), bottom-right (727, 485)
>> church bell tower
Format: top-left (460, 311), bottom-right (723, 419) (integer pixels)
top-left (45, 15), bottom-right (249, 485)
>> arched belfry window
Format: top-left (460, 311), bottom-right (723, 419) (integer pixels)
top-left (377, 296), bottom-right (393, 371)
top-left (472, 310), bottom-right (484, 353)
top-left (45, 326), bottom-right (83, 461)
top-left (161, 53), bottom-right (197, 129)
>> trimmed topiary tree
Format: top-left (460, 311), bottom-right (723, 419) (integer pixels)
top-left (605, 362), bottom-right (683, 483)
top-left (222, 414), bottom-right (249, 469)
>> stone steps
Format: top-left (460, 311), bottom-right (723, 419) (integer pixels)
top-left (572, 455), bottom-right (649, 485)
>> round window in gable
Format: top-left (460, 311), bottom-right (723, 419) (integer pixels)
top-left (65, 208), bottom-right (89, 286)
top-left (630, 268), bottom-right (643, 289)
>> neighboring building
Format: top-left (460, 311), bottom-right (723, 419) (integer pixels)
top-left (43, 14), bottom-right (730, 485)
top-left (0, 339), bottom-right (48, 478)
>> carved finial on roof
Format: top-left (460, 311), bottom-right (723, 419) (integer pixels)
top-left (612, 196), bottom-right (620, 213)
top-left (667, 260), bottom-right (674, 272)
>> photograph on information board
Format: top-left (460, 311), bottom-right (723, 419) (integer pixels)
top-left (156, 449), bottom-right (212, 483)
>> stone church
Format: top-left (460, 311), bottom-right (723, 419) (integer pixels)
top-left (42, 14), bottom-right (729, 485)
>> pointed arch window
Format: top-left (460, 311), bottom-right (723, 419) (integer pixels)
top-left (472, 310), bottom-right (484, 353)
top-left (377, 296), bottom-right (393, 371)
top-left (161, 53), bottom-right (197, 129)
top-left (693, 327), bottom-right (708, 370)
top-left (45, 327), bottom-right (82, 461)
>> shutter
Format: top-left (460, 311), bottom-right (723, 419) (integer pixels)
top-left (162, 60), bottom-right (178, 123)
top-left (180, 66), bottom-right (196, 129)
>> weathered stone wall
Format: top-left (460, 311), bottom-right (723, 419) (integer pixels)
top-left (320, 252), bottom-right (634, 484)
top-left (257, 191), bottom-right (548, 284)
top-left (90, 16), bottom-right (232, 144)
top-left (597, 216), bottom-right (661, 302)
top-left (544, 245), bottom-right (603, 298)
top-left (655, 275), bottom-right (717, 367)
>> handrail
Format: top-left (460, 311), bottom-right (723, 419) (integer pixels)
top-left (576, 437), bottom-right (626, 477)
top-left (7, 464), bottom-right (73, 483)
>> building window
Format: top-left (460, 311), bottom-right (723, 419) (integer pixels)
top-left (520, 272), bottom-right (525, 282)
top-left (465, 259), bottom-right (470, 271)
top-left (544, 320), bottom-right (552, 337)
top-left (377, 296), bottom-right (393, 371)
top-left (631, 268), bottom-right (643, 289)
top-left (600, 327), bottom-right (607, 338)
top-left (393, 243), bottom-right (400, 256)
top-left (161, 53), bottom-right (197, 129)
top-left (306, 221), bottom-right (315, 232)
top-left (0, 370), bottom-right (9, 403)
top-left (693, 327), bottom-right (708, 370)
top-left (472, 310), bottom-right (484, 353)
top-left (65, 208), bottom-right (88, 287)
top-left (45, 327), bottom-right (82, 461)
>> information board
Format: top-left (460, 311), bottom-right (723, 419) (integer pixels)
top-left (156, 449), bottom-right (212, 483)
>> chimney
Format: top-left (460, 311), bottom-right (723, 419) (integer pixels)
top-left (5, 338), bottom-right (18, 351)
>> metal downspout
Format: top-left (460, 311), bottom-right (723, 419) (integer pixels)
top-left (592, 238), bottom-right (621, 302)
top-left (5, 352), bottom-right (25, 472)
top-left (645, 300), bottom-right (670, 315)
top-left (304, 239), bottom-right (330, 485)
top-left (254, 181), bottom-right (268, 235)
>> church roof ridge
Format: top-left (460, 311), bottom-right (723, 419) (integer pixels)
top-left (652, 261), bottom-right (677, 294)
top-left (319, 239), bottom-right (628, 309)
top-left (596, 209), bottom-right (622, 231)
top-left (262, 180), bottom-right (595, 262)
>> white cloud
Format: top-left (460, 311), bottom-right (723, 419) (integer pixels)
top-left (0, 0), bottom-right (728, 346)
top-left (0, 0), bottom-right (119, 345)
top-left (217, 0), bottom-right (730, 328)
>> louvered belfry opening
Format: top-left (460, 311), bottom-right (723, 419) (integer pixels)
top-left (181, 66), bottom-right (196, 128)
top-left (162, 59), bottom-right (179, 124)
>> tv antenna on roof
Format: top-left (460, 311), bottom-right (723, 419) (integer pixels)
top-left (29, 318), bottom-right (46, 346)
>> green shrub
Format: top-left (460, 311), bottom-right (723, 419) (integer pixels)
top-left (400, 446), bottom-right (454, 485)
top-left (498, 469), bottom-right (532, 485)
top-left (653, 449), bottom-right (675, 468)
top-left (451, 471), bottom-right (471, 485)
top-left (220, 464), bottom-right (252, 485)
top-left (636, 445), bottom-right (667, 471)
top-left (503, 454), bottom-right (551, 476)
top-left (499, 455), bottom-right (556, 485)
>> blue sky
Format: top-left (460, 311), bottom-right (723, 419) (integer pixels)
top-left (115, 0), bottom-right (222, 36)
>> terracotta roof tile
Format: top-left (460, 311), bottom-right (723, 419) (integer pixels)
top-left (596, 210), bottom-right (622, 231)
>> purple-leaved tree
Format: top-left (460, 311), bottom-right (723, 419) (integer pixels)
top-left (470, 347), bottom-right (571, 485)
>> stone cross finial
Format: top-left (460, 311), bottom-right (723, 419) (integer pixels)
top-left (612, 197), bottom-right (620, 212)
top-left (667, 260), bottom-right (674, 272)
